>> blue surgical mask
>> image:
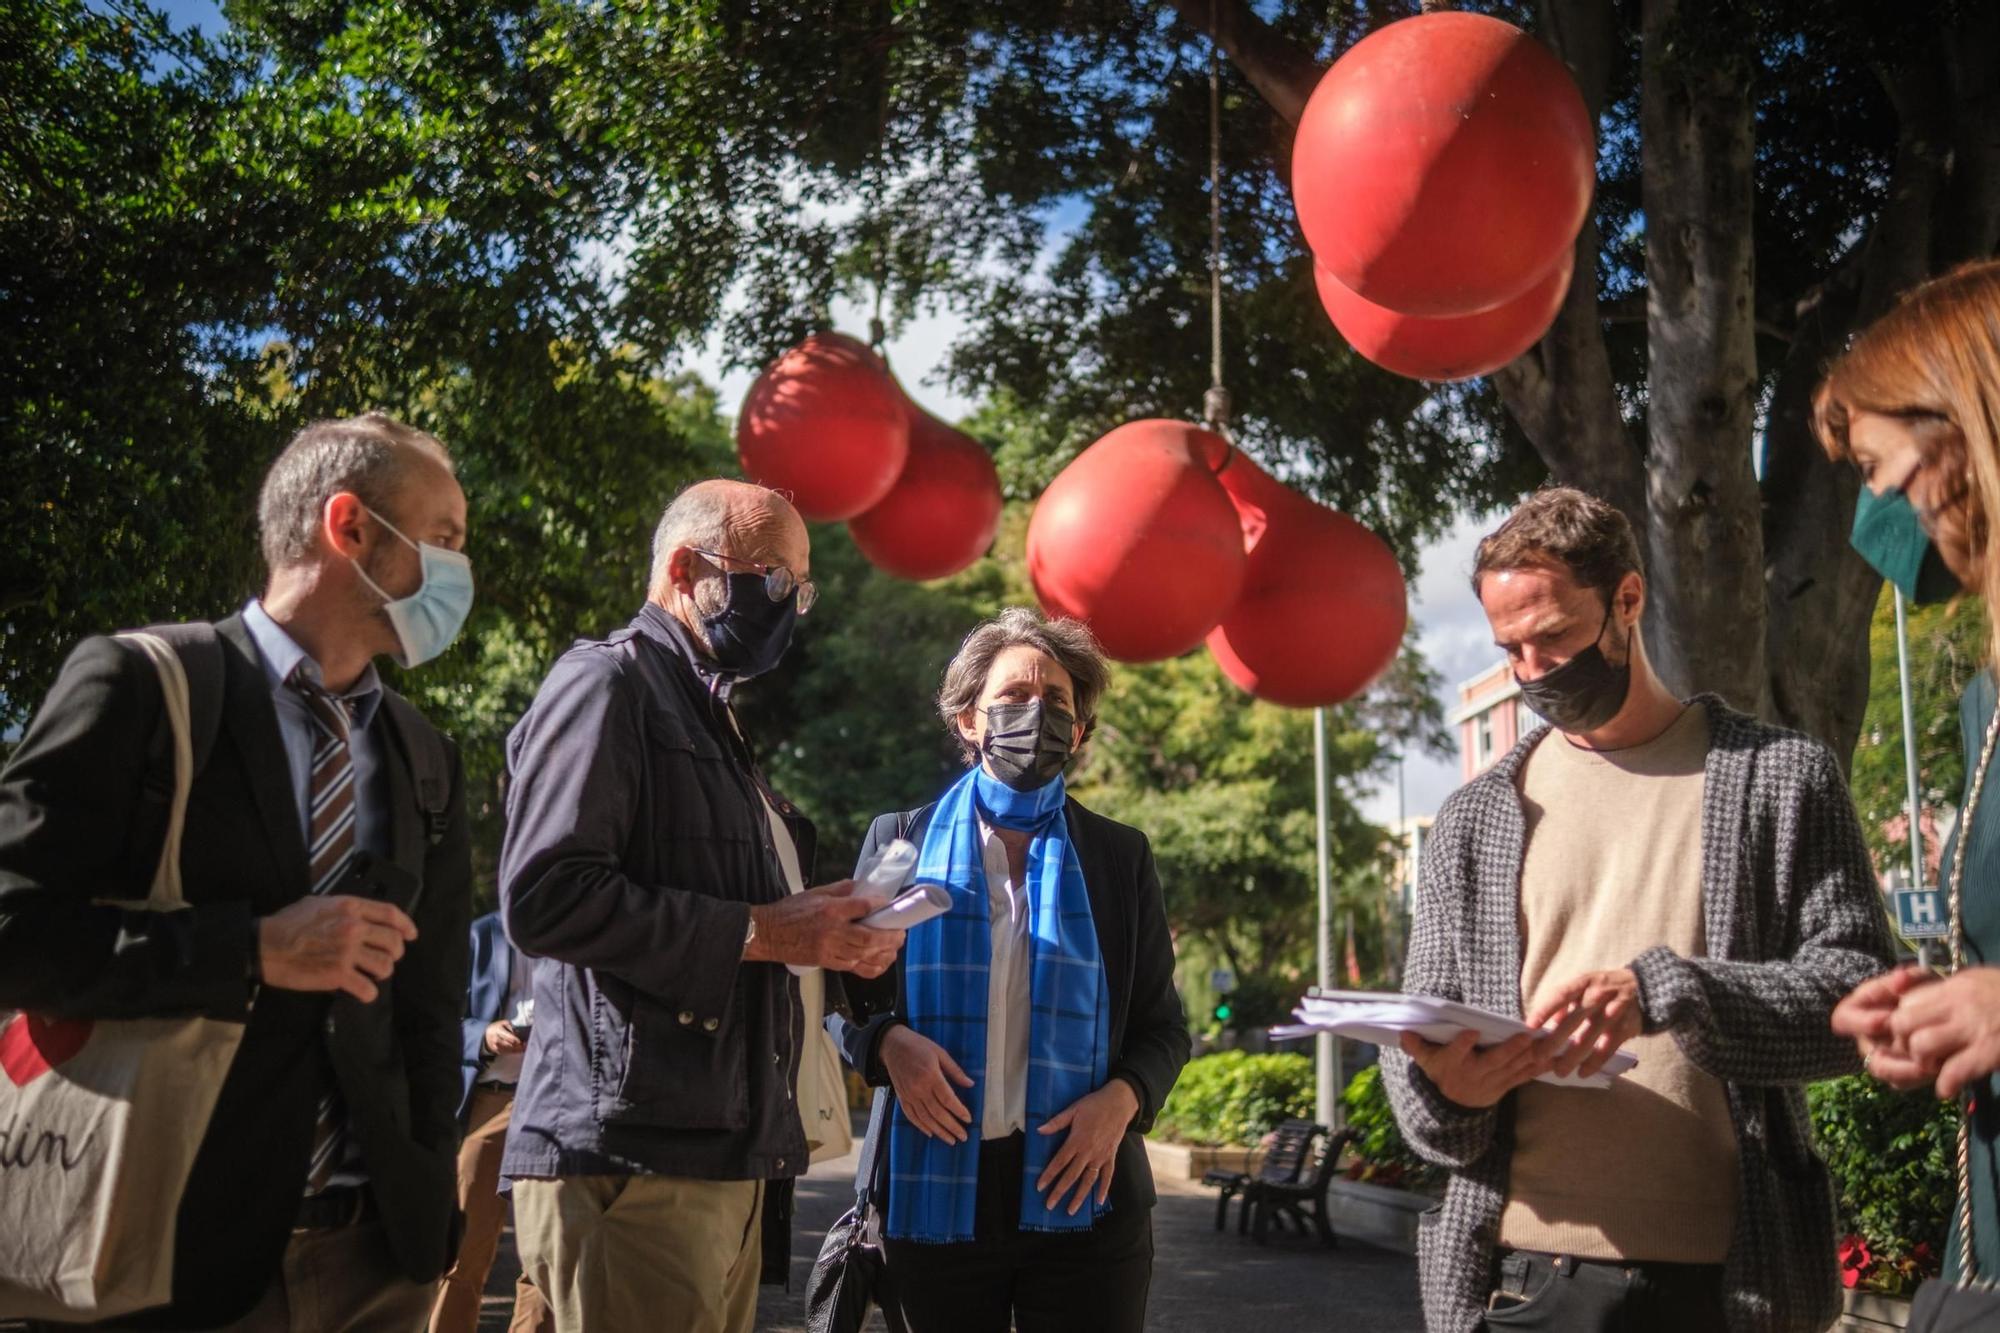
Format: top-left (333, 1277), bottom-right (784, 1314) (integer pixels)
top-left (351, 505), bottom-right (474, 667)
top-left (1850, 486), bottom-right (1960, 605)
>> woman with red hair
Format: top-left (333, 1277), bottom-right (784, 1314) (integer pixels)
top-left (1821, 258), bottom-right (2000, 1285)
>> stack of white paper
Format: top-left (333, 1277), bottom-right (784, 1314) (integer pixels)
top-left (1270, 988), bottom-right (1638, 1089)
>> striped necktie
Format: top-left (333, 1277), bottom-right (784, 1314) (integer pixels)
top-left (291, 667), bottom-right (358, 1195)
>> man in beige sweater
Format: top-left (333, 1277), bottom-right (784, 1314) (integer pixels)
top-left (1381, 487), bottom-right (1892, 1332)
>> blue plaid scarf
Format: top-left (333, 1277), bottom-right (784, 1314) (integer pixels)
top-left (885, 766), bottom-right (1111, 1243)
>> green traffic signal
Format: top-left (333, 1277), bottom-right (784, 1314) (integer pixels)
top-left (1213, 1001), bottom-right (1233, 1022)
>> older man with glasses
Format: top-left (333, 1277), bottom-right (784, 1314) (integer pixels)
top-left (497, 479), bottom-right (906, 1333)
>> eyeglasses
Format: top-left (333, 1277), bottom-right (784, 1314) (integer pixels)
top-left (688, 549), bottom-right (818, 615)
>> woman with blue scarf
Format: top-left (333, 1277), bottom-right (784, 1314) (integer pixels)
top-left (832, 608), bottom-right (1191, 1333)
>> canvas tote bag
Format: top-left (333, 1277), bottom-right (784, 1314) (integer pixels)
top-left (0, 632), bottom-right (248, 1319)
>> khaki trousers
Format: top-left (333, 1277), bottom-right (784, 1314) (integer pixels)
top-left (511, 1174), bottom-right (764, 1333)
top-left (429, 1086), bottom-right (552, 1333)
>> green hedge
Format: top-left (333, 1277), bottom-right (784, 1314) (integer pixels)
top-left (1809, 1075), bottom-right (1957, 1294)
top-left (1151, 1050), bottom-right (1314, 1147)
top-left (1339, 1063), bottom-right (1444, 1195)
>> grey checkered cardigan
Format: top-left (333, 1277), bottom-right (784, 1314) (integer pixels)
top-left (1380, 696), bottom-right (1894, 1333)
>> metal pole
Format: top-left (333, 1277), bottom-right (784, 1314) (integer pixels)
top-left (1315, 706), bottom-right (1340, 1129)
top-left (1394, 751), bottom-right (1408, 984)
top-left (1398, 751), bottom-right (1408, 904)
top-left (1895, 588), bottom-right (1927, 891)
top-left (1894, 588), bottom-right (1931, 965)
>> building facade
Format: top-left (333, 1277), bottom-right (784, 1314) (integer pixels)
top-left (1451, 659), bottom-right (1538, 782)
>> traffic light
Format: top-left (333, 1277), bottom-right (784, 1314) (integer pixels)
top-left (1212, 1000), bottom-right (1233, 1024)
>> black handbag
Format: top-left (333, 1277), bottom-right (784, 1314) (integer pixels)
top-left (806, 1087), bottom-right (907, 1333)
top-left (1906, 710), bottom-right (2000, 1331)
top-left (1907, 1279), bottom-right (2000, 1332)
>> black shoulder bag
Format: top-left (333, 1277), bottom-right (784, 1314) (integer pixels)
top-left (804, 1086), bottom-right (906, 1333)
top-left (805, 808), bottom-right (919, 1333)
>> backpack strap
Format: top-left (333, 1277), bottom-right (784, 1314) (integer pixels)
top-left (378, 691), bottom-right (455, 845)
top-left (894, 802), bottom-right (934, 844)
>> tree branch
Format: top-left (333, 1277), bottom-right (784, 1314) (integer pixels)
top-left (1157, 0), bottom-right (1322, 127)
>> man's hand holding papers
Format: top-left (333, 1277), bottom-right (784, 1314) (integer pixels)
top-left (1399, 1026), bottom-right (1578, 1109)
top-left (1272, 987), bottom-right (1640, 1107)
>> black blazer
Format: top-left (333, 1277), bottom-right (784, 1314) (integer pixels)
top-left (0, 614), bottom-right (472, 1328)
top-left (833, 795), bottom-right (1191, 1214)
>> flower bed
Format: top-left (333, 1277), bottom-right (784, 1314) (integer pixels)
top-left (1810, 1074), bottom-right (1957, 1296)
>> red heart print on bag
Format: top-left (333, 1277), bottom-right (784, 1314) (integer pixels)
top-left (0, 1013), bottom-right (94, 1087)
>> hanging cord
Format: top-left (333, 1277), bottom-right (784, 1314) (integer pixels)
top-left (867, 172), bottom-right (889, 352)
top-left (1203, 0), bottom-right (1231, 433)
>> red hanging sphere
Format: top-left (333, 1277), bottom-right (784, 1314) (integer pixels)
top-left (736, 332), bottom-right (910, 521)
top-left (848, 406), bottom-right (1004, 581)
top-left (1314, 251), bottom-right (1573, 382)
top-left (1026, 420), bottom-right (1247, 662)
top-left (1204, 448), bottom-right (1407, 707)
top-left (1292, 11), bottom-right (1594, 318)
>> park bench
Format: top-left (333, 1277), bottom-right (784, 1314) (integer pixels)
top-left (1246, 1122), bottom-right (1358, 1247)
top-left (1201, 1119), bottom-right (1325, 1236)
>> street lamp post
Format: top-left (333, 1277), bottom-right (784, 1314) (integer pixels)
top-left (1314, 706), bottom-right (1341, 1129)
top-left (1893, 588), bottom-right (1933, 966)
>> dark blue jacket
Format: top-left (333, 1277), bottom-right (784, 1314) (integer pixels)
top-left (459, 911), bottom-right (516, 1118)
top-left (499, 605), bottom-right (815, 1186)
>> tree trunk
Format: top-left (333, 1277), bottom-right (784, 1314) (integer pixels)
top-left (1491, 0), bottom-right (1642, 532)
top-left (1637, 0), bottom-right (1763, 709)
top-left (1759, 9), bottom-right (2000, 764)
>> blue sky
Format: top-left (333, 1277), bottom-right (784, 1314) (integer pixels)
top-left (155, 0), bottom-right (223, 32)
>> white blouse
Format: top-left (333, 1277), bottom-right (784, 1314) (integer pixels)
top-left (978, 819), bottom-right (1032, 1139)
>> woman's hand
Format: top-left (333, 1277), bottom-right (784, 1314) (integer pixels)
top-left (1888, 965), bottom-right (2000, 1098)
top-left (881, 1025), bottom-right (974, 1143)
top-left (1035, 1079), bottom-right (1140, 1215)
top-left (1832, 965), bottom-right (1938, 1091)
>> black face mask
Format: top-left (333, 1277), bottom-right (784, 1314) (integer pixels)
top-left (980, 698), bottom-right (1077, 792)
top-left (1516, 603), bottom-right (1631, 734)
top-left (701, 572), bottom-right (798, 679)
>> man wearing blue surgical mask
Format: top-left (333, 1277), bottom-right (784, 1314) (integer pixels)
top-left (1379, 486), bottom-right (1893, 1333)
top-left (0, 411), bottom-right (477, 1331)
top-left (499, 479), bottom-right (905, 1333)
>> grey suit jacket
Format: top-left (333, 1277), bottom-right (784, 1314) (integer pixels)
top-left (1380, 695), bottom-right (1894, 1333)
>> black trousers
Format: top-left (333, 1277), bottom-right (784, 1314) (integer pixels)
top-left (881, 1132), bottom-right (1154, 1333)
top-left (1482, 1249), bottom-right (1726, 1332)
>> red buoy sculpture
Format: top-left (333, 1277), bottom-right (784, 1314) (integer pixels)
top-left (1313, 252), bottom-right (1573, 382)
top-left (1202, 443), bottom-right (1408, 707)
top-left (1291, 11), bottom-right (1594, 318)
top-left (736, 332), bottom-right (910, 521)
top-left (848, 407), bottom-right (1003, 581)
top-left (1026, 420), bottom-right (1247, 662)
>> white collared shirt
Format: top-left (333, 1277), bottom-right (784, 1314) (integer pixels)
top-left (978, 819), bottom-right (1031, 1139)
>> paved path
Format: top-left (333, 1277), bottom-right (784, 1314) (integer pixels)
top-left (482, 1122), bottom-right (1423, 1332)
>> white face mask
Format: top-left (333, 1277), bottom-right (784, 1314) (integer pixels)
top-left (350, 505), bottom-right (474, 668)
